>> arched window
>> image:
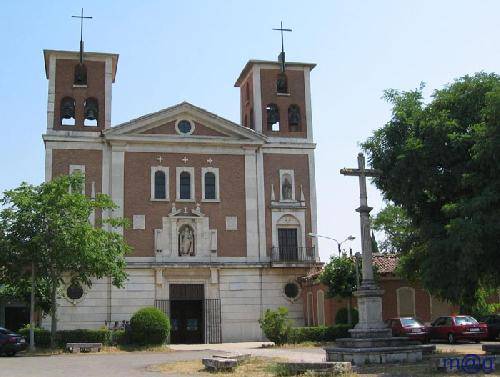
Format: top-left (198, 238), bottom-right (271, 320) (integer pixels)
top-left (154, 170), bottom-right (166, 199)
top-left (266, 104), bottom-right (280, 131)
top-left (317, 290), bottom-right (325, 326)
top-left (249, 108), bottom-right (254, 130)
top-left (84, 98), bottom-right (99, 126)
top-left (74, 63), bottom-right (87, 85)
top-left (397, 287), bottom-right (416, 317)
top-left (179, 172), bottom-right (191, 199)
top-left (307, 291), bottom-right (314, 326)
top-left (61, 97), bottom-right (76, 126)
top-left (288, 105), bottom-right (301, 132)
top-left (277, 73), bottom-right (288, 93)
top-left (204, 172), bottom-right (216, 200)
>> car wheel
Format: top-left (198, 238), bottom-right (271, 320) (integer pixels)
top-left (448, 333), bottom-right (456, 344)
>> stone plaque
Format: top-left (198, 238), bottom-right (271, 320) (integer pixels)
top-left (132, 215), bottom-right (145, 230)
top-left (225, 216), bottom-right (237, 231)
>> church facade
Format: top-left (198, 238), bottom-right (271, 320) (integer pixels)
top-left (42, 48), bottom-right (319, 343)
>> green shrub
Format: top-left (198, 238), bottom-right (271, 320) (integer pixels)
top-left (258, 307), bottom-right (291, 346)
top-left (288, 324), bottom-right (352, 343)
top-left (130, 307), bottom-right (170, 345)
top-left (335, 307), bottom-right (359, 325)
top-left (56, 329), bottom-right (110, 347)
top-left (18, 326), bottom-right (51, 347)
top-left (110, 329), bottom-right (128, 345)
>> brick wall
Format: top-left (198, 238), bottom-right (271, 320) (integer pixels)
top-left (123, 152), bottom-right (247, 257)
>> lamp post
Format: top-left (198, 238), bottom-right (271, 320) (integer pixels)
top-left (308, 233), bottom-right (355, 257)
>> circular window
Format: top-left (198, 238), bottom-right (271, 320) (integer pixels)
top-left (67, 283), bottom-right (84, 300)
top-left (176, 119), bottom-right (193, 134)
top-left (284, 282), bottom-right (300, 300)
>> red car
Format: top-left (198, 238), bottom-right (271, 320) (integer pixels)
top-left (429, 315), bottom-right (488, 344)
top-left (387, 317), bottom-right (429, 342)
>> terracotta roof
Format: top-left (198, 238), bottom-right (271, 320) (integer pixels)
top-left (299, 254), bottom-right (399, 282)
top-left (373, 254), bottom-right (399, 274)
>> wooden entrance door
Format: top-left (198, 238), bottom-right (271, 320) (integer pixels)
top-left (278, 228), bottom-right (298, 261)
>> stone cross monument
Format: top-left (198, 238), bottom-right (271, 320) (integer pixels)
top-left (340, 153), bottom-right (391, 339)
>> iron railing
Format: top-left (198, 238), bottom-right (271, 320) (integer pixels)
top-left (271, 246), bottom-right (316, 263)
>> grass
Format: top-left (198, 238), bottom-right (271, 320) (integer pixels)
top-left (149, 357), bottom-right (291, 377)
top-left (105, 344), bottom-right (173, 353)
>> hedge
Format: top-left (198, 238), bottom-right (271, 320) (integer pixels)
top-left (57, 329), bottom-right (110, 346)
top-left (287, 324), bottom-right (352, 343)
top-left (18, 327), bottom-right (128, 348)
top-left (18, 327), bottom-right (52, 347)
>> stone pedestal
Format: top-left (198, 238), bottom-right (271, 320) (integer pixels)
top-left (349, 287), bottom-right (392, 339)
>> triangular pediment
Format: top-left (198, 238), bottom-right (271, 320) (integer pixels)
top-left (104, 102), bottom-right (266, 143)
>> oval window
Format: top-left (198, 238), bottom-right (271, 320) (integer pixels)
top-left (177, 120), bottom-right (193, 134)
top-left (284, 282), bottom-right (299, 300)
top-left (67, 283), bottom-right (84, 300)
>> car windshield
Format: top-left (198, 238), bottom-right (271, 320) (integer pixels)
top-left (455, 316), bottom-right (478, 325)
top-left (400, 318), bottom-right (423, 327)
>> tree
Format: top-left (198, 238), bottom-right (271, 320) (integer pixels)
top-left (0, 173), bottom-right (131, 347)
top-left (372, 203), bottom-right (416, 254)
top-left (362, 73), bottom-right (500, 311)
top-left (370, 231), bottom-right (380, 254)
top-left (319, 256), bottom-right (361, 325)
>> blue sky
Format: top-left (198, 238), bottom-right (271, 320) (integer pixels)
top-left (1, 1), bottom-right (499, 261)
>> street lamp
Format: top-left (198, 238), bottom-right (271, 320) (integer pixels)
top-left (308, 233), bottom-right (355, 257)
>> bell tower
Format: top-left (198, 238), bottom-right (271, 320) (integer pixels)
top-left (234, 23), bottom-right (315, 141)
top-left (44, 9), bottom-right (118, 132)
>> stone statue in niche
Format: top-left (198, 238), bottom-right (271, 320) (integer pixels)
top-left (178, 225), bottom-right (195, 256)
top-left (282, 175), bottom-right (293, 200)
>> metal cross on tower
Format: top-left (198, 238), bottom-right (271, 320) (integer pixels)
top-left (72, 8), bottom-right (93, 64)
top-left (272, 21), bottom-right (292, 73)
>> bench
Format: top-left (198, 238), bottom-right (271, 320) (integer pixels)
top-left (66, 342), bottom-right (102, 353)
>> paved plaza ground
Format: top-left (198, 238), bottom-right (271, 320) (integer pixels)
top-left (0, 341), bottom-right (495, 377)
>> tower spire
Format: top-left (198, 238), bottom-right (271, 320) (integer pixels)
top-left (272, 21), bottom-right (292, 73)
top-left (72, 8), bottom-right (93, 64)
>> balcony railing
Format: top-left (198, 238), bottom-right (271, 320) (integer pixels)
top-left (271, 246), bottom-right (316, 263)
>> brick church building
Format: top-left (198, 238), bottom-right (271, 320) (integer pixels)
top-left (41, 47), bottom-right (320, 343)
